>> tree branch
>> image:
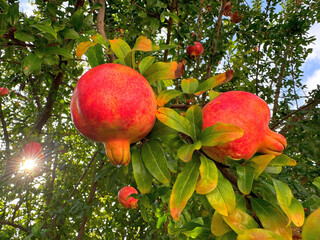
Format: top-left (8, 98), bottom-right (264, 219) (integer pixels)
top-left (0, 101), bottom-right (10, 158)
top-left (164, 0), bottom-right (177, 62)
top-left (0, 220), bottom-right (28, 233)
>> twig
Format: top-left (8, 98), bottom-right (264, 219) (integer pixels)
top-left (0, 102), bottom-right (10, 158)
top-left (0, 220), bottom-right (28, 233)
top-left (164, 0), bottom-right (177, 62)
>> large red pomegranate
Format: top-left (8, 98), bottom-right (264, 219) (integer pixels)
top-left (118, 186), bottom-right (139, 209)
top-left (22, 142), bottom-right (43, 159)
top-left (186, 42), bottom-right (204, 59)
top-left (0, 87), bottom-right (9, 96)
top-left (70, 63), bottom-right (157, 166)
top-left (202, 91), bottom-right (287, 163)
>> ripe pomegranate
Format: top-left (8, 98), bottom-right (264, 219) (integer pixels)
top-left (22, 142), bottom-right (43, 159)
top-left (0, 87), bottom-right (9, 96)
top-left (118, 186), bottom-right (139, 209)
top-left (230, 10), bottom-right (243, 24)
top-left (186, 42), bottom-right (204, 59)
top-left (70, 63), bottom-right (157, 166)
top-left (202, 91), bottom-right (287, 163)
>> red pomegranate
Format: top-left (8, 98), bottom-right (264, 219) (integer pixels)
top-left (70, 63), bottom-right (157, 166)
top-left (118, 186), bottom-right (139, 209)
top-left (202, 91), bottom-right (287, 163)
top-left (186, 42), bottom-right (204, 59)
top-left (0, 87), bottom-right (9, 96)
top-left (22, 142), bottom-right (43, 159)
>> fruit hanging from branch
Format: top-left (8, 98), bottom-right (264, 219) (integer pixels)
top-left (186, 42), bottom-right (204, 60)
top-left (70, 63), bottom-right (157, 166)
top-left (0, 87), bottom-right (9, 96)
top-left (117, 186), bottom-right (139, 209)
top-left (22, 142), bottom-right (43, 160)
top-left (202, 91), bottom-right (287, 163)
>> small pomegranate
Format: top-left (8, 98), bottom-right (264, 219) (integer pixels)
top-left (230, 10), bottom-right (243, 24)
top-left (70, 63), bottom-right (157, 166)
top-left (202, 91), bottom-right (287, 163)
top-left (186, 42), bottom-right (204, 59)
top-left (223, 1), bottom-right (232, 16)
top-left (22, 142), bottom-right (43, 159)
top-left (0, 87), bottom-right (9, 96)
top-left (118, 186), bottom-right (139, 209)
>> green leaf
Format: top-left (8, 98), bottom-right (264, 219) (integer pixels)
top-left (237, 229), bottom-right (286, 240)
top-left (156, 90), bottom-right (182, 107)
top-left (22, 54), bottom-right (42, 76)
top-left (208, 90), bottom-right (221, 100)
top-left (211, 211), bottom-right (232, 236)
top-left (140, 204), bottom-right (150, 222)
top-left (60, 27), bottom-right (80, 39)
top-left (132, 36), bottom-right (159, 51)
top-left (246, 154), bottom-right (276, 180)
top-left (143, 61), bottom-right (185, 83)
top-left (124, 51), bottom-right (135, 68)
top-left (270, 154), bottom-right (296, 166)
top-left (170, 157), bottom-right (200, 221)
top-left (181, 78), bottom-right (199, 94)
top-left (313, 177), bottom-right (320, 190)
top-left (223, 208), bottom-right (259, 234)
top-left (90, 34), bottom-right (108, 47)
top-left (195, 70), bottom-right (234, 94)
top-left (206, 171), bottom-right (236, 216)
top-left (156, 107), bottom-right (193, 138)
top-left (109, 38), bottom-right (131, 59)
top-left (32, 23), bottom-right (57, 39)
top-left (76, 41), bottom-right (97, 58)
top-left (139, 56), bottom-right (155, 75)
top-left (251, 198), bottom-right (291, 240)
top-left (302, 206), bottom-right (320, 240)
top-left (14, 30), bottom-right (35, 42)
top-left (46, 47), bottom-right (73, 59)
top-left (0, 0), bottom-right (8, 12)
top-left (141, 140), bottom-right (171, 184)
top-left (177, 141), bottom-right (201, 162)
top-left (236, 165), bottom-right (255, 195)
top-left (131, 148), bottom-right (152, 194)
top-left (185, 105), bottom-right (203, 141)
top-left (86, 44), bottom-right (104, 67)
top-left (273, 179), bottom-right (305, 227)
top-left (70, 8), bottom-right (84, 32)
top-left (196, 156), bottom-right (218, 195)
top-left (201, 122), bottom-right (243, 147)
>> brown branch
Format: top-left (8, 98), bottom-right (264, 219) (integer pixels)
top-left (0, 102), bottom-right (10, 158)
top-left (34, 72), bottom-right (63, 134)
top-left (0, 220), bottom-right (28, 233)
top-left (164, 0), bottom-right (177, 62)
top-left (97, 0), bottom-right (116, 62)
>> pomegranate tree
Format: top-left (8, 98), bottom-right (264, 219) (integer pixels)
top-left (70, 63), bottom-right (157, 166)
top-left (202, 91), bottom-right (287, 163)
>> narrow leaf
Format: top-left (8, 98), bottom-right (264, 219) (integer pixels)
top-left (156, 107), bottom-right (193, 138)
top-left (132, 148), bottom-right (153, 194)
top-left (211, 211), bottom-right (232, 236)
top-left (185, 105), bottom-right (203, 141)
top-left (143, 61), bottom-right (185, 83)
top-left (195, 70), bottom-right (234, 94)
top-left (170, 158), bottom-right (200, 221)
top-left (139, 56), bottom-right (155, 75)
top-left (181, 78), bottom-right (199, 94)
top-left (141, 140), bottom-right (171, 184)
top-left (206, 171), bottom-right (236, 216)
top-left (177, 141), bottom-right (201, 162)
top-left (270, 154), bottom-right (297, 166)
top-left (223, 208), bottom-right (259, 234)
top-left (302, 206), bottom-right (320, 240)
top-left (90, 34), bottom-right (108, 47)
top-left (238, 229), bottom-right (286, 240)
top-left (201, 122), bottom-right (243, 147)
top-left (196, 156), bottom-right (218, 195)
top-left (156, 90), bottom-right (182, 107)
top-left (236, 165), bottom-right (255, 195)
top-left (76, 41), bottom-right (97, 58)
top-left (109, 38), bottom-right (131, 59)
top-left (247, 154), bottom-right (276, 180)
top-left (32, 23), bottom-right (57, 39)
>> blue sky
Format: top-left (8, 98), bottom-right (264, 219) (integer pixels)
top-left (19, 0), bottom-right (319, 101)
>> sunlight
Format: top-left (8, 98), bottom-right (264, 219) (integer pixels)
top-left (20, 158), bottom-right (36, 171)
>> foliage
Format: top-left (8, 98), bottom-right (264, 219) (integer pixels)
top-left (0, 0), bottom-right (319, 239)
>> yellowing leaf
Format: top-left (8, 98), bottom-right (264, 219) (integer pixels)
top-left (288, 198), bottom-right (305, 227)
top-left (196, 156), bottom-right (218, 195)
top-left (237, 229), bottom-right (286, 240)
top-left (302, 206), bottom-right (320, 240)
top-left (177, 141), bottom-right (201, 162)
top-left (76, 41), bottom-right (97, 58)
top-left (211, 211), bottom-right (232, 236)
top-left (170, 158), bottom-right (200, 221)
top-left (206, 171), bottom-right (236, 216)
top-left (270, 154), bottom-right (297, 167)
top-left (156, 90), bottom-right (182, 107)
top-left (181, 78), bottom-right (199, 94)
top-left (247, 154), bottom-right (276, 180)
top-left (139, 56), bottom-right (155, 75)
top-left (208, 90), bottom-right (221, 100)
top-left (90, 34), bottom-right (108, 47)
top-left (109, 38), bottom-right (131, 59)
top-left (223, 208), bottom-right (259, 234)
top-left (132, 36), bottom-right (159, 51)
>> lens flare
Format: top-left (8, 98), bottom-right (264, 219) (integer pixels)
top-left (20, 159), bottom-right (36, 171)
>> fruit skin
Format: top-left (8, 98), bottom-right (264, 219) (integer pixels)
top-left (202, 91), bottom-right (287, 163)
top-left (186, 42), bottom-right (204, 59)
top-left (230, 10), bottom-right (243, 24)
top-left (0, 87), bottom-right (9, 96)
top-left (22, 142), bottom-right (43, 159)
top-left (70, 63), bottom-right (157, 166)
top-left (117, 186), bottom-right (139, 209)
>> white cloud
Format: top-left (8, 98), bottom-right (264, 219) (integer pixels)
top-left (306, 23), bottom-right (320, 63)
top-left (19, 0), bottom-right (35, 17)
top-left (305, 69), bottom-right (320, 93)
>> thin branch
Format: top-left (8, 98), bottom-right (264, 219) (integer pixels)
top-left (0, 220), bottom-right (28, 233)
top-left (164, 0), bottom-right (177, 62)
top-left (0, 102), bottom-right (10, 158)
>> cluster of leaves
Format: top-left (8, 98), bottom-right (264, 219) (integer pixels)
top-left (0, 0), bottom-right (319, 239)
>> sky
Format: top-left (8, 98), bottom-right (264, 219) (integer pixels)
top-left (19, 1), bottom-right (319, 98)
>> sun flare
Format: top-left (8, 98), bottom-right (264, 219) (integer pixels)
top-left (20, 159), bottom-right (36, 171)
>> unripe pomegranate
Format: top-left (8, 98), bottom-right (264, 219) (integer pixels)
top-left (22, 142), bottom-right (43, 159)
top-left (202, 91), bottom-right (287, 163)
top-left (70, 63), bottom-right (157, 166)
top-left (118, 186), bottom-right (139, 209)
top-left (0, 87), bottom-right (9, 96)
top-left (186, 42), bottom-right (204, 59)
